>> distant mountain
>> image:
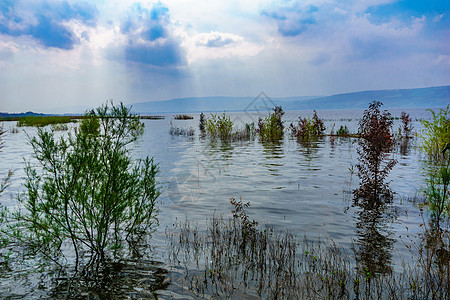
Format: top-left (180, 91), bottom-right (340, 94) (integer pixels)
top-left (284, 85), bottom-right (450, 110)
top-left (130, 86), bottom-right (449, 114)
top-left (130, 96), bottom-right (319, 114)
top-left (0, 111), bottom-right (46, 118)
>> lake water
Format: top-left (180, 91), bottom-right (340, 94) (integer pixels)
top-left (0, 107), bottom-right (441, 297)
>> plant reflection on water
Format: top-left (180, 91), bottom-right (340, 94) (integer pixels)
top-left (0, 105), bottom-right (448, 298)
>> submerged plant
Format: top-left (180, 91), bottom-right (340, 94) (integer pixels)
top-left (206, 113), bottom-right (233, 140)
top-left (0, 125), bottom-right (4, 151)
top-left (425, 162), bottom-right (450, 222)
top-left (0, 126), bottom-right (13, 196)
top-left (258, 106), bottom-right (284, 142)
top-left (400, 111), bottom-right (414, 138)
top-left (419, 105), bottom-right (450, 221)
top-left (336, 125), bottom-right (350, 137)
top-left (290, 110), bottom-right (325, 141)
top-left (354, 101), bottom-right (397, 205)
top-left (167, 198), bottom-right (450, 299)
top-left (204, 113), bottom-right (255, 142)
top-left (199, 112), bottom-right (205, 133)
top-left (174, 114), bottom-right (194, 120)
top-left (169, 125), bottom-right (195, 136)
top-left (420, 105), bottom-right (450, 163)
top-left (3, 102), bottom-right (160, 275)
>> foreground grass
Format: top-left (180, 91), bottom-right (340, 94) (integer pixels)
top-left (166, 199), bottom-right (449, 299)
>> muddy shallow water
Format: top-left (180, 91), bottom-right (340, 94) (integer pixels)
top-left (0, 108), bottom-right (440, 297)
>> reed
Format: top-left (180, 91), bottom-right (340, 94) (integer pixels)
top-left (169, 125), bottom-right (195, 136)
top-left (167, 198), bottom-right (450, 299)
top-left (174, 114), bottom-right (194, 120)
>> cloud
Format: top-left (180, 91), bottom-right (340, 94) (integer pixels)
top-left (261, 2), bottom-right (319, 36)
top-left (121, 2), bottom-right (170, 41)
top-left (124, 39), bottom-right (184, 67)
top-left (309, 52), bottom-right (331, 65)
top-left (183, 31), bottom-right (262, 63)
top-left (195, 31), bottom-right (243, 48)
top-left (364, 0), bottom-right (450, 37)
top-left (118, 2), bottom-right (186, 67)
top-left (0, 0), bottom-right (98, 50)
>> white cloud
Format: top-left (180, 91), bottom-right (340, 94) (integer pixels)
top-left (181, 31), bottom-right (264, 63)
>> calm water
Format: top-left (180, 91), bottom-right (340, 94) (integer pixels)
top-left (0, 108), bottom-right (439, 297)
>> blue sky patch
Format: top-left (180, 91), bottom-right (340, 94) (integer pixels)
top-left (0, 0), bottom-right (97, 49)
top-left (366, 0), bottom-right (450, 24)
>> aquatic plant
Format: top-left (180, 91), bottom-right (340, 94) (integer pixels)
top-left (233, 122), bottom-right (256, 141)
top-left (3, 102), bottom-right (160, 275)
top-left (140, 115), bottom-right (165, 120)
top-left (169, 125), bottom-right (195, 136)
top-left (206, 113), bottom-right (233, 140)
top-left (0, 125), bottom-right (4, 152)
top-left (336, 125), bottom-right (350, 137)
top-left (174, 114), bottom-right (194, 120)
top-left (51, 123), bottom-right (69, 131)
top-left (354, 101), bottom-right (397, 204)
top-left (420, 105), bottom-right (450, 163)
top-left (425, 162), bottom-right (450, 223)
top-left (204, 113), bottom-right (255, 141)
top-left (0, 126), bottom-right (13, 196)
top-left (258, 106), bottom-right (284, 142)
top-left (167, 198), bottom-right (450, 299)
top-left (400, 111), bottom-right (414, 138)
top-left (290, 110), bottom-right (325, 141)
top-left (419, 105), bottom-right (450, 221)
top-left (421, 105), bottom-right (450, 161)
top-left (17, 115), bottom-right (74, 127)
top-left (199, 112), bottom-right (205, 132)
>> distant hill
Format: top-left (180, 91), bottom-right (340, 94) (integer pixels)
top-left (130, 86), bottom-right (449, 113)
top-left (284, 86), bottom-right (450, 110)
top-left (130, 96), bottom-right (319, 114)
top-left (0, 111), bottom-right (46, 118)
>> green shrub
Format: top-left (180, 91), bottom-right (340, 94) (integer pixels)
top-left (258, 106), bottom-right (284, 141)
top-left (3, 102), bottom-right (160, 274)
top-left (205, 113), bottom-right (233, 140)
top-left (336, 125), bottom-right (350, 136)
top-left (290, 110), bottom-right (325, 141)
top-left (420, 105), bottom-right (450, 163)
top-left (204, 113), bottom-right (255, 142)
top-left (425, 163), bottom-right (450, 221)
top-left (354, 101), bottom-right (397, 205)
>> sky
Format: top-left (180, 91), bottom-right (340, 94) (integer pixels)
top-left (0, 0), bottom-right (449, 113)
